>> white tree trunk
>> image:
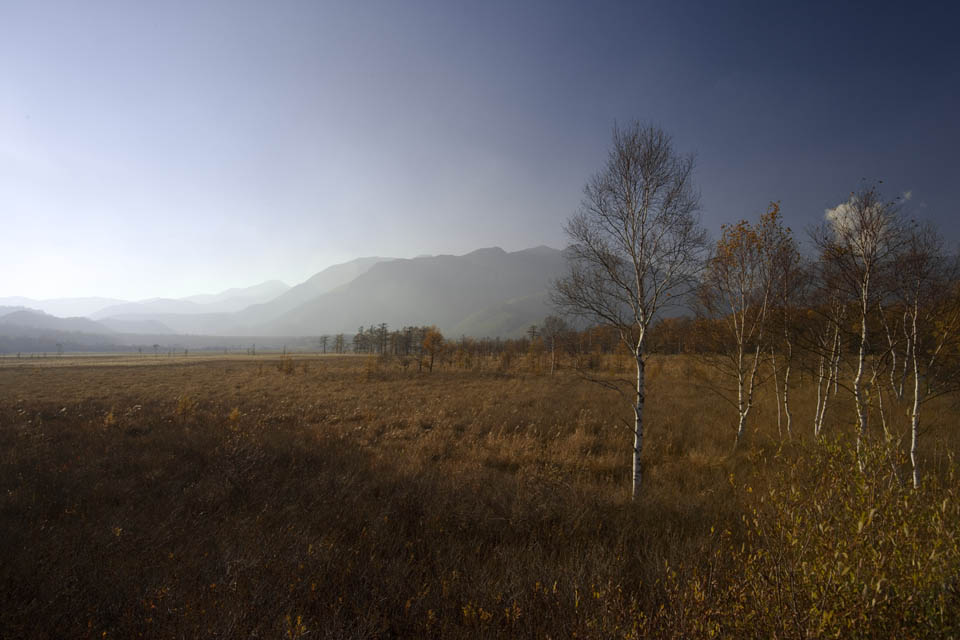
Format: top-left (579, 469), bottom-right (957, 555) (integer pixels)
top-left (783, 341), bottom-right (793, 438)
top-left (814, 354), bottom-right (826, 437)
top-left (814, 329), bottom-right (837, 438)
top-left (854, 291), bottom-right (869, 464)
top-left (735, 344), bottom-right (761, 448)
top-left (910, 375), bottom-right (921, 489)
top-left (910, 308), bottom-right (921, 489)
top-left (771, 348), bottom-right (782, 440)
top-left (633, 348), bottom-right (645, 499)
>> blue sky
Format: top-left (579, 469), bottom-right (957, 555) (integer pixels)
top-left (2, 1), bottom-right (958, 299)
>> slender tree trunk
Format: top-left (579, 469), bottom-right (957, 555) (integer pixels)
top-left (633, 345), bottom-right (645, 499)
top-left (814, 353), bottom-right (827, 437)
top-left (854, 288), bottom-right (870, 464)
top-left (814, 326), bottom-right (838, 438)
top-left (832, 331), bottom-right (841, 394)
top-left (735, 343), bottom-right (761, 448)
top-left (783, 363), bottom-right (792, 438)
top-left (783, 340), bottom-right (793, 439)
top-left (771, 347), bottom-right (782, 440)
top-left (910, 308), bottom-right (922, 489)
top-left (910, 382), bottom-right (921, 489)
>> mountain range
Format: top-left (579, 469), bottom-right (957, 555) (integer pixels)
top-left (0, 246), bottom-right (567, 346)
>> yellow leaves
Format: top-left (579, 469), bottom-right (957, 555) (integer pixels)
top-left (461, 602), bottom-right (494, 626)
top-left (284, 614), bottom-right (306, 639)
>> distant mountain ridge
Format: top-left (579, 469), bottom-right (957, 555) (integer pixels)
top-left (0, 246), bottom-right (567, 341)
top-left (234, 257), bottom-right (391, 327)
top-left (90, 280), bottom-right (290, 318)
top-left (0, 297), bottom-right (126, 318)
top-left (268, 246), bottom-right (565, 338)
top-left (0, 309), bottom-right (114, 334)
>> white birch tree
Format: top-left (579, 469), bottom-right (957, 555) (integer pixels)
top-left (552, 123), bottom-right (707, 499)
top-left (812, 184), bottom-right (906, 463)
top-left (889, 224), bottom-right (960, 487)
top-left (767, 211), bottom-right (808, 440)
top-left (698, 205), bottom-right (781, 447)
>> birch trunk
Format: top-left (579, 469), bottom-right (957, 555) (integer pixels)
top-left (814, 354), bottom-right (827, 437)
top-left (783, 351), bottom-right (793, 438)
top-left (814, 325), bottom-right (839, 438)
top-left (633, 346), bottom-right (645, 499)
top-left (909, 304), bottom-right (921, 488)
top-left (735, 343), bottom-right (761, 448)
top-left (771, 348), bottom-right (782, 440)
top-left (854, 286), bottom-right (870, 464)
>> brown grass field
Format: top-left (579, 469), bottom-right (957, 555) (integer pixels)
top-left (1, 354), bottom-right (958, 638)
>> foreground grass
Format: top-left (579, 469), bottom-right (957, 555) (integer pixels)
top-left (1, 356), bottom-right (957, 638)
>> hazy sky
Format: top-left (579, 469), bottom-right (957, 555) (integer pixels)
top-left (2, 1), bottom-right (958, 299)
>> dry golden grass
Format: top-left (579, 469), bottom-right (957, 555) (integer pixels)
top-left (1, 354), bottom-right (957, 638)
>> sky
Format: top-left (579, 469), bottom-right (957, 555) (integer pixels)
top-left (2, 0), bottom-right (958, 300)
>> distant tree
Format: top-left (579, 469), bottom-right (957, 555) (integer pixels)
top-left (153, 344), bottom-right (159, 357)
top-left (541, 315), bottom-right (570, 375)
top-left (422, 327), bottom-right (444, 372)
top-left (377, 323), bottom-right (389, 355)
top-left (334, 333), bottom-right (345, 354)
top-left (319, 335), bottom-right (329, 354)
top-left (552, 123), bottom-right (708, 498)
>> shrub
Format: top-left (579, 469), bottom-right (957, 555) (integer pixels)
top-left (657, 440), bottom-right (960, 638)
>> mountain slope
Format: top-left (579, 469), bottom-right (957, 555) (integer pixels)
top-left (0, 297), bottom-right (127, 318)
top-left (91, 280), bottom-right (291, 318)
top-left (267, 247), bottom-right (565, 338)
top-left (182, 280), bottom-right (289, 306)
top-left (0, 309), bottom-right (114, 334)
top-left (231, 257), bottom-right (390, 327)
top-left (89, 258), bottom-right (390, 335)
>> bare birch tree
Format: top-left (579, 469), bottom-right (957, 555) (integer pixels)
top-left (541, 315), bottom-right (569, 375)
top-left (889, 223), bottom-right (960, 487)
top-left (766, 209), bottom-right (808, 440)
top-left (552, 123), bottom-right (707, 498)
top-left (811, 183), bottom-right (906, 462)
top-left (810, 294), bottom-right (844, 438)
top-left (698, 205), bottom-right (780, 447)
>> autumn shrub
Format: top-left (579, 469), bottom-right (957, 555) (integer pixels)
top-left (654, 439), bottom-right (960, 638)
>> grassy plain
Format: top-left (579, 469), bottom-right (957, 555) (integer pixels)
top-left (1, 354), bottom-right (958, 638)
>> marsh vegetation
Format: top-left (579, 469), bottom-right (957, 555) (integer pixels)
top-left (1, 353), bottom-right (957, 638)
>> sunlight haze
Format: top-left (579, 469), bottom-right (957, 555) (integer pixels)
top-left (2, 1), bottom-right (957, 299)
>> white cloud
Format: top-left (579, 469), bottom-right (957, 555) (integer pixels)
top-left (825, 199), bottom-right (857, 236)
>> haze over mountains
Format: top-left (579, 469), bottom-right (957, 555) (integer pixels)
top-left (0, 247), bottom-right (567, 350)
top-left (89, 280), bottom-right (290, 318)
